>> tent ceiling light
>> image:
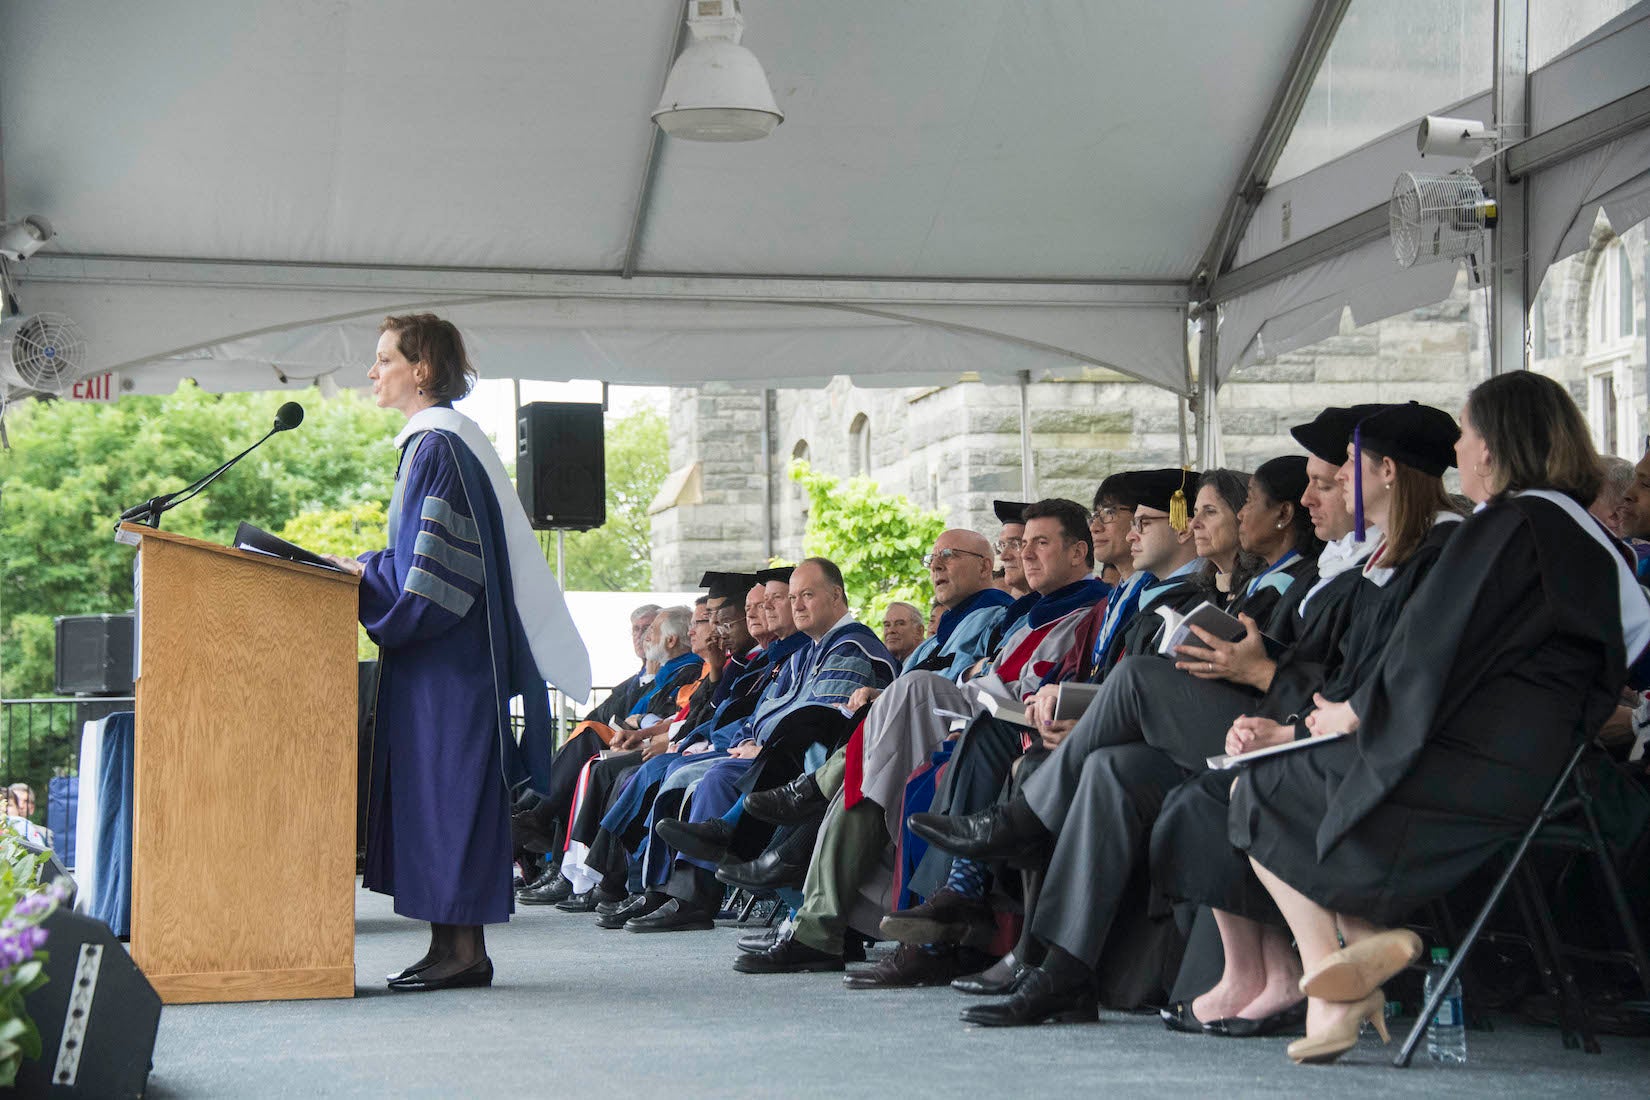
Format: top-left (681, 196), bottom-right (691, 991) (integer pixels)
top-left (652, 0), bottom-right (784, 142)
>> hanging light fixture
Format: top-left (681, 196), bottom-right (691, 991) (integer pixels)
top-left (652, 0), bottom-right (784, 142)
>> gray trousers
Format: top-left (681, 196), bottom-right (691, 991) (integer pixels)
top-left (1018, 656), bottom-right (1254, 966)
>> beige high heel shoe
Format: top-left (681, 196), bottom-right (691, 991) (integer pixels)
top-left (1299, 929), bottom-right (1423, 1002)
top-left (1286, 990), bottom-right (1390, 1065)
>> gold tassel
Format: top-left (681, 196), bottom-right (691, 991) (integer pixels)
top-left (1169, 468), bottom-right (1190, 532)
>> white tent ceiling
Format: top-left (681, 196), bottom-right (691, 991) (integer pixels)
top-left (2, 1), bottom-right (1648, 402)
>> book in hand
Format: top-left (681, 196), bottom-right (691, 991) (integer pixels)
top-left (1156, 600), bottom-right (1250, 657)
top-left (1205, 730), bottom-right (1349, 770)
top-left (233, 522), bottom-right (344, 572)
top-left (974, 687), bottom-right (1037, 729)
top-left (1053, 681), bottom-right (1101, 722)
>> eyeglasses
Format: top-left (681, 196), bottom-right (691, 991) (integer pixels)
top-left (923, 547), bottom-right (990, 568)
top-left (994, 537), bottom-right (1024, 553)
top-left (1129, 515), bottom-right (1165, 534)
top-left (1089, 505), bottom-right (1132, 525)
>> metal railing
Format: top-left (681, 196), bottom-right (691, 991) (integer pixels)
top-left (0, 697), bottom-right (132, 814)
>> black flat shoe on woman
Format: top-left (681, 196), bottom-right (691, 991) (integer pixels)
top-left (1159, 1001), bottom-right (1217, 1034)
top-left (1215, 999), bottom-right (1307, 1038)
top-left (387, 957), bottom-right (494, 992)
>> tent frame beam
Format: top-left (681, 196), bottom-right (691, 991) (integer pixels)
top-left (1488, 0), bottom-right (1530, 375)
top-left (620, 0), bottom-right (692, 279)
top-left (20, 254), bottom-right (1188, 307)
top-left (1205, 83), bottom-right (1650, 307)
top-left (1194, 0), bottom-right (1353, 289)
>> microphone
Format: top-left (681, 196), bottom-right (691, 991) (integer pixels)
top-left (118, 402), bottom-right (307, 527)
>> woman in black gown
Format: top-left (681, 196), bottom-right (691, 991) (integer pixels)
top-left (1239, 372), bottom-right (1648, 1064)
top-left (1152, 402), bottom-right (1463, 1035)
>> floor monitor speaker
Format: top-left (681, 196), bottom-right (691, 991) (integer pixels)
top-left (16, 908), bottom-right (161, 1098)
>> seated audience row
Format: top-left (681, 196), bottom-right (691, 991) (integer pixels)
top-left (511, 374), bottom-right (1649, 1068)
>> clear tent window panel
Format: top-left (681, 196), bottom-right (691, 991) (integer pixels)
top-left (1269, 0), bottom-right (1493, 187)
top-left (1529, 0), bottom-right (1641, 68)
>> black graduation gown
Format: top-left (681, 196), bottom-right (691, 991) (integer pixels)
top-left (1232, 497), bottom-right (1627, 924)
top-left (1151, 523), bottom-right (1456, 920)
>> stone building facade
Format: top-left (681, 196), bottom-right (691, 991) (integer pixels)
top-left (650, 221), bottom-right (1646, 590)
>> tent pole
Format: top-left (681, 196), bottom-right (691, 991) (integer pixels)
top-left (1018, 370), bottom-right (1035, 499)
top-left (761, 387), bottom-right (775, 562)
top-left (1196, 317), bottom-right (1219, 469)
top-left (1489, 0), bottom-right (1531, 375)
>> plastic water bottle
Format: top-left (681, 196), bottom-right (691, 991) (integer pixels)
top-left (1423, 947), bottom-right (1467, 1064)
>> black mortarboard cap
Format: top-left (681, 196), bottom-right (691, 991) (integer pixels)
top-left (1354, 401), bottom-right (1460, 477)
top-left (1253, 455), bottom-right (1310, 506)
top-left (1288, 404), bottom-right (1383, 465)
top-left (992, 500), bottom-right (1032, 526)
top-left (702, 571), bottom-right (758, 601)
top-left (755, 565), bottom-right (794, 585)
top-left (1119, 469), bottom-right (1201, 530)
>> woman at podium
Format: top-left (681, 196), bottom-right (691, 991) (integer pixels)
top-left (325, 313), bottom-right (591, 992)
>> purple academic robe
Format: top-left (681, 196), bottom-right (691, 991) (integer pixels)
top-left (358, 431), bottom-right (516, 925)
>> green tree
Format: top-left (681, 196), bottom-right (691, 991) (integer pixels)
top-left (277, 502), bottom-right (388, 660)
top-left (790, 460), bottom-right (946, 624)
top-left (551, 406), bottom-right (669, 591)
top-left (1, 384), bottom-right (402, 695)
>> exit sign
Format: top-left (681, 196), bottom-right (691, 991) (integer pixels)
top-left (69, 372), bottom-right (120, 402)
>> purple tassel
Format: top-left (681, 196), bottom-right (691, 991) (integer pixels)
top-left (1353, 423), bottom-right (1365, 543)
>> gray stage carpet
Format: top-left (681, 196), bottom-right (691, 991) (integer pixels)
top-left (142, 886), bottom-right (1648, 1098)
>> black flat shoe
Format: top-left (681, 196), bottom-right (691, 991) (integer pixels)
top-left (387, 957), bottom-right (494, 993)
top-left (907, 806), bottom-right (1047, 864)
top-left (386, 956), bottom-right (440, 983)
top-left (743, 774), bottom-right (828, 825)
top-left (958, 967), bottom-right (1098, 1027)
top-left (952, 954), bottom-right (1023, 996)
top-left (732, 934), bottom-right (844, 974)
top-left (1159, 1000), bottom-right (1216, 1035)
top-left (624, 897), bottom-right (715, 933)
top-left (654, 817), bottom-right (738, 864)
top-left (1215, 999), bottom-right (1307, 1038)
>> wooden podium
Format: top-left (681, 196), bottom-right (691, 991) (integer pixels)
top-left (120, 523), bottom-right (360, 1004)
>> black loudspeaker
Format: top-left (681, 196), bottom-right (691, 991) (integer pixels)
top-left (53, 615), bottom-right (134, 696)
top-left (16, 909), bottom-right (161, 1098)
top-left (517, 402), bottom-right (605, 531)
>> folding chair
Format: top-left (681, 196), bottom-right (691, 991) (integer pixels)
top-left (1395, 740), bottom-right (1650, 1066)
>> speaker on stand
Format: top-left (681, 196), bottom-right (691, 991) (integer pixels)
top-left (516, 402), bottom-right (606, 532)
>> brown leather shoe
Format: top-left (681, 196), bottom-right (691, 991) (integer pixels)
top-left (844, 944), bottom-right (968, 989)
top-left (878, 888), bottom-right (995, 948)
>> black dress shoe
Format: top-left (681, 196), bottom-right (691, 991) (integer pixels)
top-left (595, 892), bottom-right (634, 917)
top-left (743, 774), bottom-right (827, 825)
top-left (516, 864), bottom-right (561, 895)
top-left (653, 817), bottom-right (738, 863)
top-left (738, 926), bottom-right (783, 954)
top-left (958, 967), bottom-right (1098, 1027)
top-left (844, 944), bottom-right (967, 989)
top-left (1159, 1000), bottom-right (1215, 1034)
top-left (597, 892), bottom-right (668, 929)
top-left (907, 806), bottom-right (1048, 863)
top-left (952, 953), bottom-right (1024, 996)
top-left (716, 847), bottom-right (807, 892)
top-left (732, 934), bottom-right (844, 974)
top-left (518, 876), bottom-right (577, 906)
top-left (1215, 999), bottom-right (1307, 1038)
top-left (387, 957), bottom-right (494, 993)
top-left (625, 897), bottom-right (715, 933)
top-left (879, 888), bottom-right (995, 948)
top-left (555, 887), bottom-right (622, 913)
